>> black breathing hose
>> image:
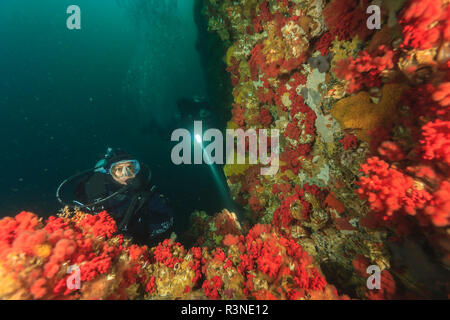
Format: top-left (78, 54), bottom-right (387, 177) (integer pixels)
top-left (56, 168), bottom-right (130, 209)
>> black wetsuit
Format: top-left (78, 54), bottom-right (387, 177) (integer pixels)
top-left (76, 166), bottom-right (174, 247)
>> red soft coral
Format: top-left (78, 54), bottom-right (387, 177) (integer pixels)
top-left (404, 84), bottom-right (450, 120)
top-left (202, 276), bottom-right (223, 300)
top-left (258, 107), bottom-right (273, 126)
top-left (323, 0), bottom-right (373, 42)
top-left (400, 0), bottom-right (445, 50)
top-left (356, 157), bottom-right (431, 218)
top-left (272, 186), bottom-right (312, 230)
top-left (231, 103), bottom-right (246, 127)
top-left (79, 253), bottom-right (112, 281)
top-left (77, 211), bottom-right (117, 239)
top-left (255, 240), bottom-right (283, 278)
top-left (340, 133), bottom-right (358, 150)
top-left (280, 144), bottom-right (311, 174)
top-left (432, 82), bottom-right (450, 108)
top-left (334, 45), bottom-right (396, 94)
top-left (0, 211), bottom-right (158, 299)
top-left (420, 119), bottom-right (450, 165)
top-left (315, 31), bottom-right (334, 56)
top-left (424, 181), bottom-right (450, 227)
top-left (153, 239), bottom-right (184, 268)
top-left (145, 276), bottom-right (156, 294)
top-left (30, 278), bottom-right (47, 299)
top-left (378, 141), bottom-right (406, 162)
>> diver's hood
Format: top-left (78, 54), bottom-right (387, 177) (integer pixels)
top-left (94, 149), bottom-right (132, 172)
top-left (106, 152), bottom-right (132, 170)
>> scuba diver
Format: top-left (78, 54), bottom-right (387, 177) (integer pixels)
top-left (175, 96), bottom-right (213, 127)
top-left (56, 148), bottom-right (174, 247)
top-left (140, 96), bottom-right (216, 138)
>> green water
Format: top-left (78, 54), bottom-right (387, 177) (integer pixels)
top-left (0, 0), bottom-right (232, 235)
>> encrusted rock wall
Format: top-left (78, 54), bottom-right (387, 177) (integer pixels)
top-left (202, 0), bottom-right (450, 298)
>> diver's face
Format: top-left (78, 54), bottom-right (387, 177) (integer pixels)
top-left (111, 162), bottom-right (137, 185)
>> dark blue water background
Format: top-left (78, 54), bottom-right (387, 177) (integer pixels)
top-left (0, 0), bottom-right (234, 235)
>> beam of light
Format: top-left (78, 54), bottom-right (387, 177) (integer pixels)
top-left (193, 132), bottom-right (238, 213)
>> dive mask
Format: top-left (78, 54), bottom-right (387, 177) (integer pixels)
top-left (109, 160), bottom-right (141, 185)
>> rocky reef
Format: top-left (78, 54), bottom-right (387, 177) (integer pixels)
top-left (203, 0), bottom-right (449, 299)
top-left (0, 209), bottom-right (347, 300)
